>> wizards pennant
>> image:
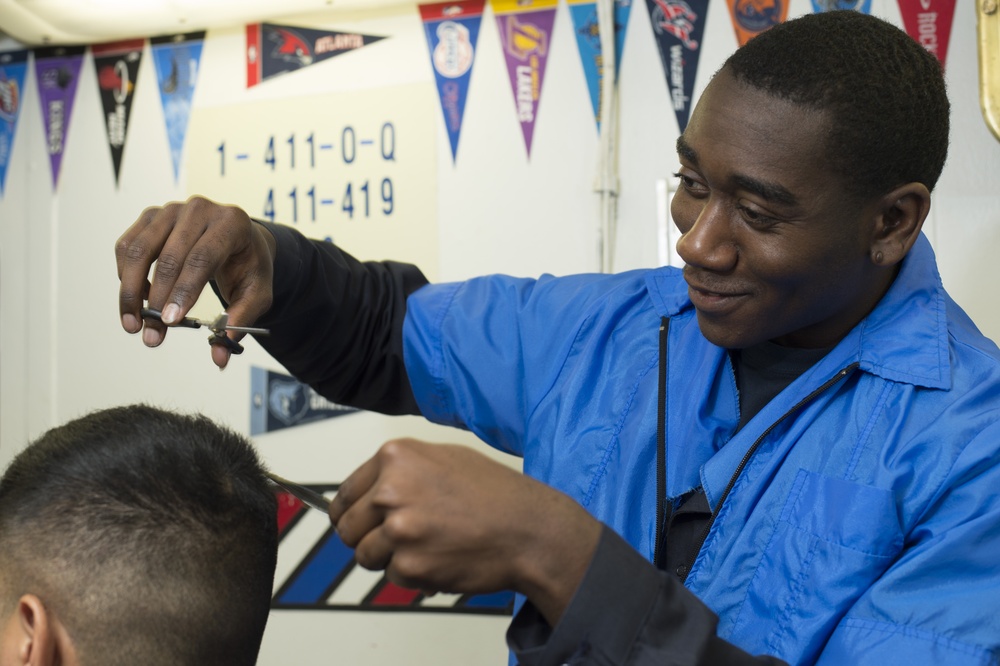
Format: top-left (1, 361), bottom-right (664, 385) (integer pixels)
top-left (246, 22), bottom-right (386, 88)
top-left (34, 46), bottom-right (85, 190)
top-left (151, 32), bottom-right (205, 183)
top-left (645, 0), bottom-right (709, 133)
top-left (491, 0), bottom-right (558, 158)
top-left (419, 1), bottom-right (486, 163)
top-left (0, 49), bottom-right (29, 197)
top-left (566, 0), bottom-right (634, 131)
top-left (93, 39), bottom-right (144, 187)
top-left (272, 485), bottom-right (515, 614)
top-left (251, 366), bottom-right (358, 436)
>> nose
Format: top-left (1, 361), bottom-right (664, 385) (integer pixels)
top-left (674, 198), bottom-right (737, 272)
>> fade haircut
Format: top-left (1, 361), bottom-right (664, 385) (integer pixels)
top-left (0, 404), bottom-right (278, 666)
top-left (724, 10), bottom-right (950, 200)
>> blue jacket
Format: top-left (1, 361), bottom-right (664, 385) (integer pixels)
top-left (403, 234), bottom-right (1000, 665)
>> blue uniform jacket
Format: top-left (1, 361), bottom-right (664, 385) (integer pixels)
top-left (402, 234), bottom-right (1000, 665)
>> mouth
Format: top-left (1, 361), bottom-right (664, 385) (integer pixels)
top-left (684, 279), bottom-right (749, 315)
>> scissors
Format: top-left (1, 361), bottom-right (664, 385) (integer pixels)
top-left (267, 472), bottom-right (332, 513)
top-left (139, 307), bottom-right (269, 355)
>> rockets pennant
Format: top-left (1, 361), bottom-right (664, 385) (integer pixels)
top-left (726, 0), bottom-right (787, 47)
top-left (251, 366), bottom-right (358, 436)
top-left (92, 39), bottom-right (145, 187)
top-left (897, 0), bottom-right (956, 71)
top-left (0, 49), bottom-right (29, 197)
top-left (272, 486), bottom-right (515, 614)
top-left (34, 46), bottom-right (85, 190)
top-left (419, 0), bottom-right (486, 163)
top-left (645, 0), bottom-right (710, 133)
top-left (491, 0), bottom-right (558, 158)
top-left (566, 0), bottom-right (634, 131)
top-left (150, 32), bottom-right (205, 183)
top-left (810, 0), bottom-right (871, 12)
top-left (246, 22), bottom-right (386, 88)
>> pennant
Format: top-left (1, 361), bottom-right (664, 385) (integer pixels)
top-left (897, 0), bottom-right (956, 71)
top-left (491, 0), bottom-right (558, 158)
top-left (151, 32), bottom-right (205, 183)
top-left (0, 49), bottom-right (29, 197)
top-left (34, 46), bottom-right (85, 190)
top-left (419, 1), bottom-right (485, 163)
top-left (271, 485), bottom-right (516, 614)
top-left (646, 0), bottom-right (710, 133)
top-left (251, 366), bottom-right (357, 436)
top-left (567, 0), bottom-right (634, 130)
top-left (93, 39), bottom-right (145, 187)
top-left (810, 0), bottom-right (871, 12)
top-left (246, 22), bottom-right (386, 88)
top-left (726, 0), bottom-right (788, 47)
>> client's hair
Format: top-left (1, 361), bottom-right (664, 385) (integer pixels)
top-left (0, 404), bottom-right (278, 666)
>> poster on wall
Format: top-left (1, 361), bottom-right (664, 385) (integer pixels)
top-left (419, 0), bottom-right (486, 164)
top-left (246, 22), bottom-right (386, 88)
top-left (0, 49), bottom-right (29, 197)
top-left (184, 83), bottom-right (440, 278)
top-left (566, 0), bottom-right (633, 131)
top-left (491, 0), bottom-right (558, 158)
top-left (645, 0), bottom-right (709, 133)
top-left (151, 32), bottom-right (205, 183)
top-left (897, 0), bottom-right (956, 71)
top-left (726, 0), bottom-right (787, 46)
top-left (92, 39), bottom-right (145, 187)
top-left (34, 46), bottom-right (85, 190)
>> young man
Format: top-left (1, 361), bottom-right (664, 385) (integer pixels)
top-left (116, 10), bottom-right (1000, 665)
top-left (0, 404), bottom-right (278, 666)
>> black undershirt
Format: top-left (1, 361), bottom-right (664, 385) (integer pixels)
top-left (661, 341), bottom-right (833, 580)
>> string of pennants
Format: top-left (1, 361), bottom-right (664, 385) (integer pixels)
top-left (0, 0), bottom-right (957, 198)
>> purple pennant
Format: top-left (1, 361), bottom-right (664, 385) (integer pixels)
top-left (34, 46), bottom-right (85, 190)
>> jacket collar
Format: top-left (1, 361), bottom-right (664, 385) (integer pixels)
top-left (644, 233), bottom-right (950, 390)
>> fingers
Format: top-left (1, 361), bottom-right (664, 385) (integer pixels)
top-left (116, 196), bottom-right (269, 357)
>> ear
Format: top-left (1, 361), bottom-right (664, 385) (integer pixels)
top-left (869, 182), bottom-right (931, 267)
top-left (1, 594), bottom-right (75, 666)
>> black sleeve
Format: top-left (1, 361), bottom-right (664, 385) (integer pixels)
top-left (507, 526), bottom-right (789, 666)
top-left (219, 221), bottom-right (429, 415)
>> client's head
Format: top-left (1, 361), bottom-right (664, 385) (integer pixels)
top-left (0, 404), bottom-right (278, 666)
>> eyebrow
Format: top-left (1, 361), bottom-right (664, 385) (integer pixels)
top-left (675, 135), bottom-right (800, 207)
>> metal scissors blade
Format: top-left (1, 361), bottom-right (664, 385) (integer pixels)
top-left (267, 472), bottom-right (331, 514)
top-left (139, 307), bottom-right (270, 335)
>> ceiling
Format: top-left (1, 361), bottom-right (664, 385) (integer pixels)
top-left (0, 0), bottom-right (408, 46)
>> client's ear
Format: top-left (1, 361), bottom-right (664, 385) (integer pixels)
top-left (0, 595), bottom-right (77, 666)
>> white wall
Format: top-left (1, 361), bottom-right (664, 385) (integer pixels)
top-left (2, 1), bottom-right (999, 664)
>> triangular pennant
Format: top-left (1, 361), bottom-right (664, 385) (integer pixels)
top-left (726, 0), bottom-right (787, 47)
top-left (34, 46), bottom-right (85, 190)
top-left (810, 0), bottom-right (872, 12)
top-left (251, 366), bottom-right (357, 436)
top-left (0, 49), bottom-right (29, 197)
top-left (151, 32), bottom-right (205, 183)
top-left (566, 0), bottom-right (632, 131)
top-left (491, 0), bottom-right (558, 158)
top-left (92, 39), bottom-right (145, 187)
top-left (246, 22), bottom-right (386, 88)
top-left (897, 0), bottom-right (956, 71)
top-left (645, 0), bottom-right (710, 133)
top-left (419, 1), bottom-right (486, 163)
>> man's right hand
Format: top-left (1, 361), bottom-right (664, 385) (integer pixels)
top-left (115, 195), bottom-right (277, 369)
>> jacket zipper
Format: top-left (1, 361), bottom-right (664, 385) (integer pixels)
top-left (668, 350), bottom-right (860, 580)
top-left (653, 317), bottom-right (669, 567)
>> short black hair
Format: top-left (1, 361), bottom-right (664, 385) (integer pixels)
top-left (0, 404), bottom-right (278, 666)
top-left (724, 10), bottom-right (949, 200)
